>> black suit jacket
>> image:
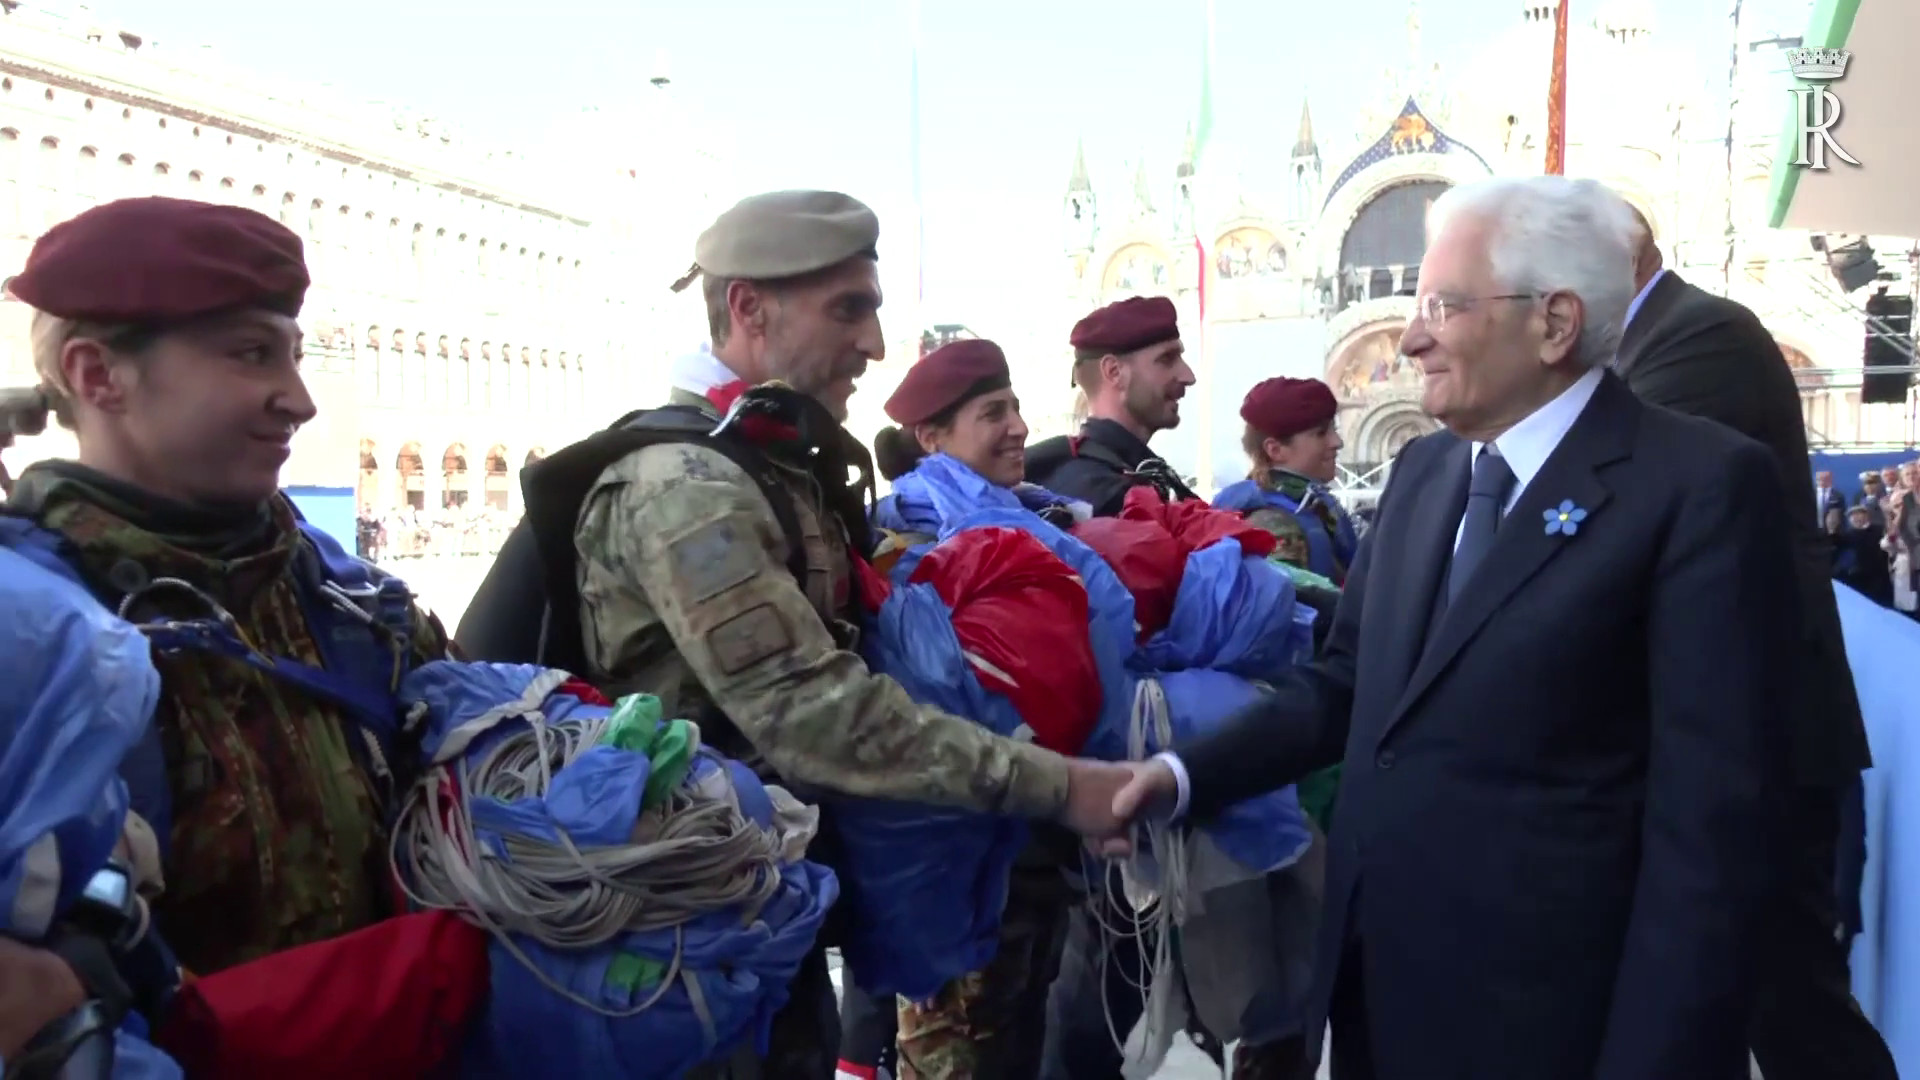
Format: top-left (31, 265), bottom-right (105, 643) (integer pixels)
top-left (1615, 270), bottom-right (1871, 784)
top-left (1179, 373), bottom-right (1800, 1080)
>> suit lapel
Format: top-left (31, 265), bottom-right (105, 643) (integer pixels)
top-left (1386, 374), bottom-right (1639, 735)
top-left (1372, 437), bottom-right (1470, 707)
top-left (1614, 271), bottom-right (1687, 375)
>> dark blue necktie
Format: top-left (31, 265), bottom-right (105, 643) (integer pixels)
top-left (1449, 447), bottom-right (1516, 603)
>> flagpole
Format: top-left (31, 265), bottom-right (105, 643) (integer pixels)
top-left (908, 0), bottom-right (926, 340)
top-left (1193, 0), bottom-right (1217, 495)
top-left (1545, 0), bottom-right (1570, 174)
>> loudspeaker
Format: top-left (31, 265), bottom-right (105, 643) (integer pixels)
top-left (1861, 291), bottom-right (1914, 405)
top-left (1828, 240), bottom-right (1882, 293)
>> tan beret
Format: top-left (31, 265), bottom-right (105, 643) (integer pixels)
top-left (670, 190), bottom-right (879, 292)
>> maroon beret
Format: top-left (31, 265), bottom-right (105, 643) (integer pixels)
top-left (1241, 377), bottom-right (1339, 440)
top-left (7, 197), bottom-right (309, 323)
top-left (884, 338), bottom-right (1012, 426)
top-left (1069, 296), bottom-right (1180, 356)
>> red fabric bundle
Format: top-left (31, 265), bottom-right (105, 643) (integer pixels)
top-left (909, 526), bottom-right (1100, 753)
top-left (1070, 488), bottom-right (1280, 639)
top-left (1069, 516), bottom-right (1185, 638)
top-left (156, 912), bottom-right (491, 1080)
top-left (1117, 486), bottom-right (1278, 559)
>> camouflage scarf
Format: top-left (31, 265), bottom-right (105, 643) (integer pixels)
top-left (11, 459), bottom-right (386, 973)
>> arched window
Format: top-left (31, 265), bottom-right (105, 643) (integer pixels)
top-left (33, 136), bottom-right (61, 229)
top-left (440, 443), bottom-right (470, 509)
top-left (483, 445), bottom-right (511, 511)
top-left (474, 340), bottom-right (490, 407)
top-left (75, 147), bottom-right (100, 209)
top-left (357, 438), bottom-right (381, 512)
top-left (0, 129), bottom-right (20, 249)
top-left (396, 442), bottom-right (426, 511)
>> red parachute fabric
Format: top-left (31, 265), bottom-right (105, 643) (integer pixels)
top-left (1117, 486), bottom-right (1278, 559)
top-left (1071, 488), bottom-right (1281, 639)
top-left (155, 912), bottom-right (490, 1080)
top-left (1069, 517), bottom-right (1185, 639)
top-left (908, 526), bottom-right (1100, 754)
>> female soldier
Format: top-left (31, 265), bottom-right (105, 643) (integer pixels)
top-left (864, 338), bottom-right (1083, 1080)
top-left (0, 199), bottom-right (484, 1075)
top-left (1212, 376), bottom-right (1358, 590)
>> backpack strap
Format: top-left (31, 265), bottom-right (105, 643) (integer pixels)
top-left (10, 506), bottom-right (420, 802)
top-left (493, 405), bottom-right (809, 675)
top-left (1068, 436), bottom-right (1203, 504)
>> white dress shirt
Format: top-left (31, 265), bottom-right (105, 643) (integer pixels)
top-left (1454, 366), bottom-right (1604, 550)
top-left (1159, 365), bottom-right (1605, 817)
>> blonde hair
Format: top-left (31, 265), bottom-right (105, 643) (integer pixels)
top-left (17, 309), bottom-right (150, 432)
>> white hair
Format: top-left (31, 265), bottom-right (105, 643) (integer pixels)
top-left (1427, 176), bottom-right (1640, 368)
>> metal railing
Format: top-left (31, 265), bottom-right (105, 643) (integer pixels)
top-left (1793, 364), bottom-right (1919, 450)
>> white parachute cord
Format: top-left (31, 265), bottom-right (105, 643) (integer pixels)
top-left (1087, 676), bottom-right (1191, 1064)
top-left (389, 707), bottom-right (790, 1026)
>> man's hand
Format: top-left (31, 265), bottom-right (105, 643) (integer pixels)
top-left (0, 937), bottom-right (88, 1060)
top-left (1113, 757), bottom-right (1180, 824)
top-left (1058, 759), bottom-right (1141, 842)
top-left (1060, 758), bottom-right (1184, 860)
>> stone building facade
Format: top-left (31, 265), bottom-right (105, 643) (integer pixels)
top-left (0, 2), bottom-right (730, 513)
top-left (1058, 0), bottom-right (1914, 494)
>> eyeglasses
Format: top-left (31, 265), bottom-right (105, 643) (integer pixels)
top-left (1414, 293), bottom-right (1539, 330)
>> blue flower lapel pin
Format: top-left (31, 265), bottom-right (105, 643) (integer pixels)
top-left (1543, 499), bottom-right (1588, 537)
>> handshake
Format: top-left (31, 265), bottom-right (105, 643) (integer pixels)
top-left (1057, 757), bottom-right (1182, 858)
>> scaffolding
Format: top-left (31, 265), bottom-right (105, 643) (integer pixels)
top-left (1794, 364), bottom-right (1919, 451)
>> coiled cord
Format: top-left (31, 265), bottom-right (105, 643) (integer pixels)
top-left (390, 709), bottom-right (787, 1021)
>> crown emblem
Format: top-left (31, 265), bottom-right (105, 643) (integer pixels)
top-left (1787, 47), bottom-right (1850, 80)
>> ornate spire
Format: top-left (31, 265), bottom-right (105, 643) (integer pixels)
top-left (1067, 138), bottom-right (1092, 194)
top-left (1177, 122), bottom-right (1197, 179)
top-left (1132, 152), bottom-right (1154, 215)
top-left (1292, 98), bottom-right (1317, 158)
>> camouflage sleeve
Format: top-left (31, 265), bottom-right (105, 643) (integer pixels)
top-left (1245, 506), bottom-right (1311, 568)
top-left (575, 443), bottom-right (1071, 819)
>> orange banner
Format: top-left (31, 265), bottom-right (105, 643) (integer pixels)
top-left (1545, 0), bottom-right (1570, 174)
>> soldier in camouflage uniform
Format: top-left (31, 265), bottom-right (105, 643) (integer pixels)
top-left (0, 197), bottom-right (448, 977)
top-left (868, 339), bottom-right (1083, 1080)
top-left (570, 190), bottom-right (1138, 1079)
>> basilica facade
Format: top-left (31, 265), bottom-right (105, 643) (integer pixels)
top-left (0, 2), bottom-right (730, 514)
top-left (1059, 0), bottom-right (1914, 494)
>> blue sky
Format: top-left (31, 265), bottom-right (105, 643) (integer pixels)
top-left (152, 0), bottom-right (1808, 337)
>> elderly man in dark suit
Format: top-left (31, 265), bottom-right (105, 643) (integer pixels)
top-left (1613, 206), bottom-right (1894, 1080)
top-left (1106, 176), bottom-right (1803, 1080)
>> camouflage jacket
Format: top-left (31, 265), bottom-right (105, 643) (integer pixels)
top-left (12, 464), bottom-right (445, 975)
top-left (572, 389), bottom-right (1070, 818)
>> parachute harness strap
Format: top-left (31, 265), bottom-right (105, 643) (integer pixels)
top-left (1086, 677), bottom-right (1191, 1060)
top-left (389, 706), bottom-right (787, 1037)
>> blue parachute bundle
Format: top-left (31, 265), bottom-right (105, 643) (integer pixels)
top-left (844, 456), bottom-right (1137, 1000)
top-left (394, 662), bottom-right (836, 1079)
top-left (1122, 539), bottom-right (1318, 875)
top-left (0, 537), bottom-right (183, 1079)
top-left (834, 575), bottom-right (1032, 1001)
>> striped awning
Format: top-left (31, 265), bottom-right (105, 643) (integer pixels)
top-left (1765, 0), bottom-right (1919, 240)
